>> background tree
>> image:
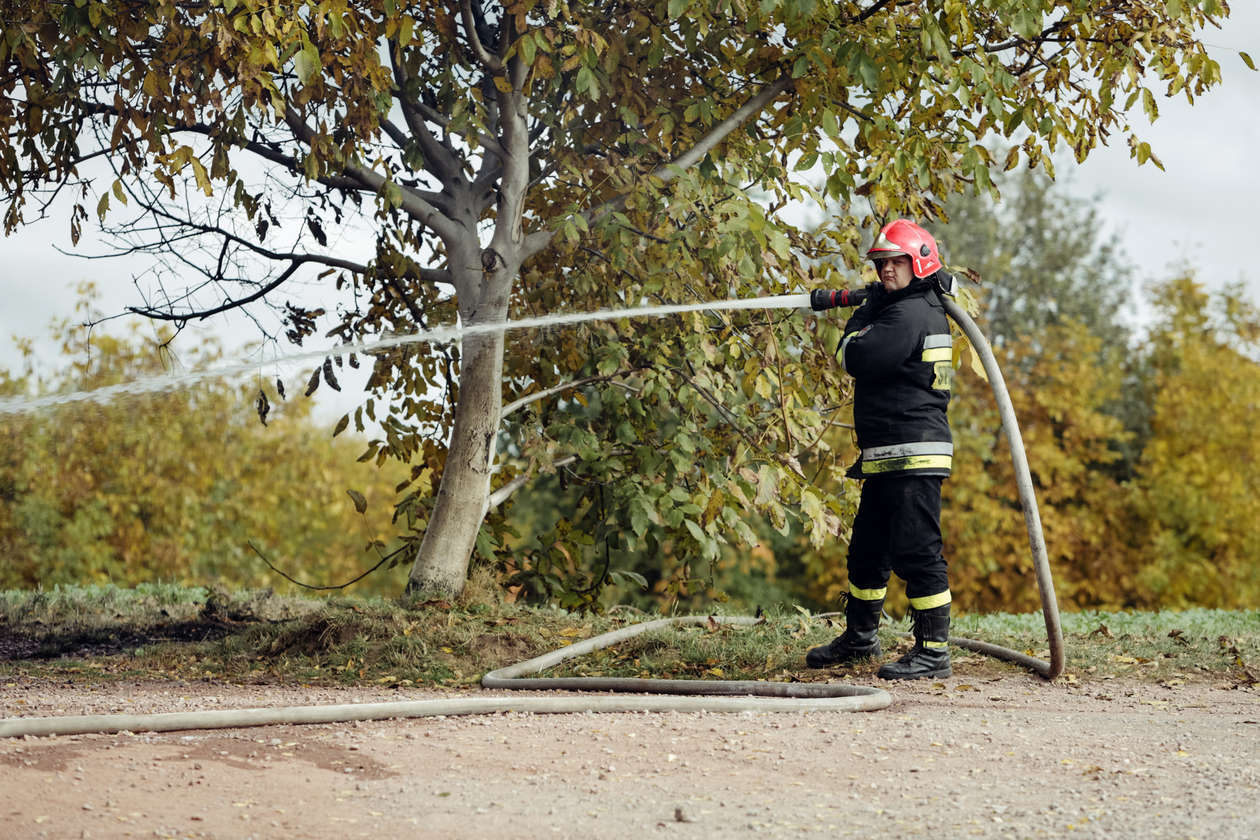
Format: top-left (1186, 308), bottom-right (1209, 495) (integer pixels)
top-left (935, 167), bottom-right (1135, 353)
top-left (932, 164), bottom-right (1163, 479)
top-left (942, 320), bottom-right (1134, 612)
top-left (0, 292), bottom-right (407, 593)
top-left (1126, 275), bottom-right (1260, 609)
top-left (0, 0), bottom-right (1230, 598)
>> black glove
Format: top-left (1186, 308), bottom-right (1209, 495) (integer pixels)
top-left (842, 283), bottom-right (883, 331)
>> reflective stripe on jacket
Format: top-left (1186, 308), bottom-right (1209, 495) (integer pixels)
top-left (840, 279), bottom-right (953, 479)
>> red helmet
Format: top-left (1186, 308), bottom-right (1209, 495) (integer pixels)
top-left (867, 219), bottom-right (942, 278)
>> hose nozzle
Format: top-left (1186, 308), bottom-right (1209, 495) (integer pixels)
top-left (810, 288), bottom-right (869, 311)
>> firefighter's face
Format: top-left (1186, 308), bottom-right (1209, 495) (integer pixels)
top-left (875, 254), bottom-right (913, 292)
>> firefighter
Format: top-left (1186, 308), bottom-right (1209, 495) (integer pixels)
top-left (806, 218), bottom-right (955, 680)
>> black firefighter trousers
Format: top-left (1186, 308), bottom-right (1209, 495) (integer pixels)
top-left (847, 474), bottom-right (949, 603)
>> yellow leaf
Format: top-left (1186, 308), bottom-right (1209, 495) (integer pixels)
top-left (189, 157), bottom-right (212, 196)
top-left (967, 342), bottom-right (989, 382)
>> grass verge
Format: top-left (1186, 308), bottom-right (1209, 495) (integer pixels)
top-left (1, 585), bottom-right (1256, 690)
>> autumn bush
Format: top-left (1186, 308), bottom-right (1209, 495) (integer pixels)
top-left (0, 298), bottom-right (406, 595)
top-left (944, 275), bottom-right (1260, 612)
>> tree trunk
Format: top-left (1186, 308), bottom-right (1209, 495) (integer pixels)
top-left (407, 57), bottom-right (531, 598)
top-left (405, 249), bottom-right (512, 598)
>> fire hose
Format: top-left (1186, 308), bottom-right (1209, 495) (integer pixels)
top-left (0, 282), bottom-right (1061, 738)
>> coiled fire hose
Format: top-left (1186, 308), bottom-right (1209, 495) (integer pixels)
top-left (0, 286), bottom-right (1062, 738)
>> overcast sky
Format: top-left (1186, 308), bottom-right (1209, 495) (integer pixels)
top-left (1, 7), bottom-right (1257, 381)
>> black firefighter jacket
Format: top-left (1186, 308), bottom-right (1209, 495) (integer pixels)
top-left (839, 277), bottom-right (953, 479)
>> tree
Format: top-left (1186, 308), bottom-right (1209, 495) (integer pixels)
top-left (935, 167), bottom-right (1134, 353)
top-left (942, 320), bottom-right (1134, 612)
top-left (1127, 275), bottom-right (1260, 608)
top-left (0, 291), bottom-right (408, 593)
top-left (935, 165), bottom-right (1155, 476)
top-left (0, 0), bottom-right (1231, 597)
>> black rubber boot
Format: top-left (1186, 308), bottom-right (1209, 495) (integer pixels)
top-left (877, 604), bottom-right (952, 680)
top-left (805, 596), bottom-right (883, 669)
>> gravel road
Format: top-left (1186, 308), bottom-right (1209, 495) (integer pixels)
top-left (1, 674), bottom-right (1257, 839)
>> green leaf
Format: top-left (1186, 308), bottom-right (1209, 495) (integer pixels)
top-left (820, 109), bottom-right (839, 141)
top-left (474, 526), bottom-right (497, 559)
top-left (755, 464), bottom-right (779, 505)
top-left (683, 518), bottom-right (707, 543)
top-left (800, 489), bottom-right (822, 522)
top-left (294, 41), bottom-right (320, 84)
top-left (610, 569), bottom-right (649, 589)
top-left (380, 181), bottom-right (402, 208)
top-left (615, 420), bottom-right (636, 444)
top-left (1241, 51), bottom-right (1256, 72)
top-left (667, 0), bottom-right (687, 19)
top-left (794, 150), bottom-right (818, 172)
top-left (857, 51), bottom-right (879, 90)
top-left (630, 497), bottom-right (651, 537)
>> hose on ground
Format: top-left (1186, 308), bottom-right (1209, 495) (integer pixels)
top-left (480, 615), bottom-right (888, 705)
top-left (0, 615), bottom-right (889, 738)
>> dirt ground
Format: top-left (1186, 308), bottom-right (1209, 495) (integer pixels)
top-left (0, 673), bottom-right (1256, 839)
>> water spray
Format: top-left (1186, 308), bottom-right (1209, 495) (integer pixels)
top-left (0, 294), bottom-right (813, 417)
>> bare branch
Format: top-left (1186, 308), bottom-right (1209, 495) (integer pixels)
top-left (138, 202), bottom-right (371, 277)
top-left (128, 258), bottom-right (303, 321)
top-left (387, 42), bottom-right (466, 185)
top-left (282, 107), bottom-right (463, 243)
top-left (459, 0), bottom-right (504, 72)
top-left (413, 96), bottom-right (508, 160)
top-left (486, 455), bottom-right (577, 511)
top-left (850, 0), bottom-right (896, 24)
top-left (379, 118), bottom-right (412, 152)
